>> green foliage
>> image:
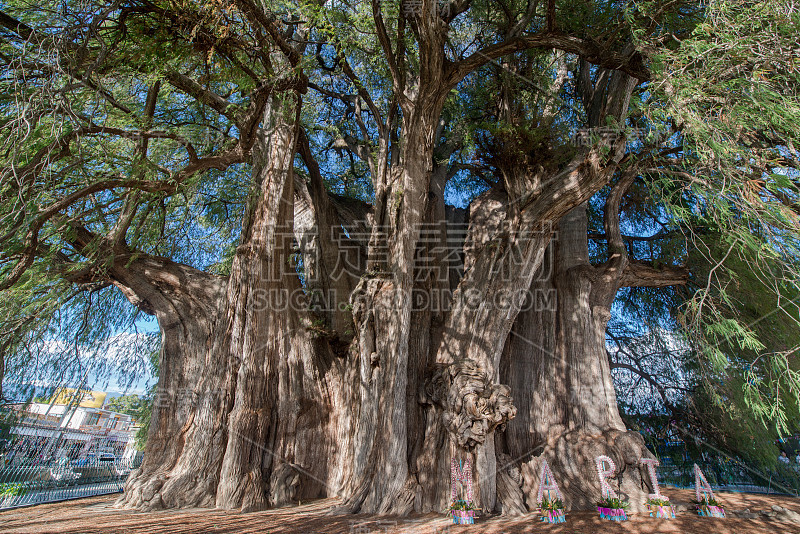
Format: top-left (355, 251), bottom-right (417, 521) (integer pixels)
top-left (447, 499), bottom-right (477, 511)
top-left (646, 497), bottom-right (670, 507)
top-left (635, 0), bottom-right (800, 437)
top-left (0, 407), bottom-right (21, 442)
top-left (694, 495), bottom-right (721, 507)
top-left (0, 0), bottom-right (245, 399)
top-left (597, 497), bottom-right (630, 510)
top-left (539, 496), bottom-right (564, 511)
top-left (685, 235), bottom-right (800, 435)
top-left (106, 394), bottom-right (149, 423)
top-left (0, 483), bottom-right (28, 497)
top-left (111, 349), bottom-right (160, 451)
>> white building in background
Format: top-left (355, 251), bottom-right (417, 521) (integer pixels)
top-left (6, 392), bottom-right (138, 462)
top-left (24, 402), bottom-right (133, 433)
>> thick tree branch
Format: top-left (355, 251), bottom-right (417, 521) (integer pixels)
top-left (446, 33), bottom-right (648, 89)
top-left (0, 10), bottom-right (32, 39)
top-left (603, 168), bottom-right (638, 264)
top-left (229, 0), bottom-right (301, 66)
top-left (371, 0), bottom-right (405, 104)
top-left (620, 260), bottom-right (689, 288)
top-left (518, 138), bottom-right (626, 223)
top-left (164, 71), bottom-right (237, 120)
top-left (63, 222), bottom-right (225, 315)
top-left (508, 0), bottom-right (540, 37)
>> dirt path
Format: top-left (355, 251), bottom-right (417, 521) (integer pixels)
top-left (2, 488), bottom-right (799, 534)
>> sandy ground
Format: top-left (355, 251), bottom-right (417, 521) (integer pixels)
top-left (2, 488), bottom-right (800, 534)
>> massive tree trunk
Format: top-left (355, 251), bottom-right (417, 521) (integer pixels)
top-left (489, 67), bottom-right (680, 513)
top-left (334, 89), bottom-right (451, 514)
top-left (0, 0), bottom-right (687, 517)
top-left (214, 92), bottom-right (305, 511)
top-left (425, 67), bottom-right (641, 515)
top-left (112, 34), bottom-right (668, 516)
top-left (500, 205), bottom-right (653, 513)
top-left (111, 257), bottom-right (228, 510)
top-left (117, 73), bottom-right (652, 516)
top-left (499, 194), bottom-right (689, 513)
top-left (119, 93), bottom-right (340, 511)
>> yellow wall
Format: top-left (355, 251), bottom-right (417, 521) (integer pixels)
top-left (50, 388), bottom-right (107, 408)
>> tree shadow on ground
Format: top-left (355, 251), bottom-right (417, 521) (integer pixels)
top-left (2, 489), bottom-right (800, 534)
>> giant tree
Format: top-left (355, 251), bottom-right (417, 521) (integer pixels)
top-left (2, 0), bottom-right (797, 516)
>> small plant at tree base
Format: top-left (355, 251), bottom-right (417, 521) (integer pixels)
top-left (447, 499), bottom-right (477, 512)
top-left (539, 496), bottom-right (564, 511)
top-left (646, 497), bottom-right (671, 507)
top-left (446, 499), bottom-right (478, 525)
top-left (694, 495), bottom-right (725, 518)
top-left (694, 495), bottom-right (720, 507)
top-left (597, 497), bottom-right (630, 510)
top-left (646, 497), bottom-right (675, 519)
top-left (597, 496), bottom-right (630, 521)
top-left (539, 496), bottom-right (566, 523)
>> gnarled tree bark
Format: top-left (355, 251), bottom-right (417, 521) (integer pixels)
top-left (119, 93), bottom-right (340, 512)
top-left (499, 196), bottom-right (688, 513)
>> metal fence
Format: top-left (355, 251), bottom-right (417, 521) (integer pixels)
top-left (656, 456), bottom-right (800, 496)
top-left (0, 395), bottom-right (145, 510)
top-left (0, 457), bottom-right (140, 509)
